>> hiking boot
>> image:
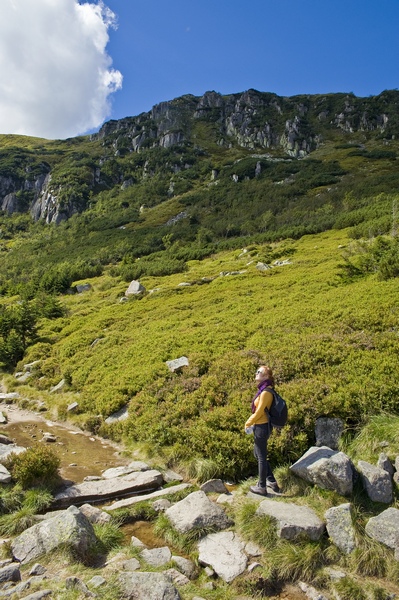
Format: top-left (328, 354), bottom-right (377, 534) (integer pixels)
top-left (266, 480), bottom-right (281, 493)
top-left (250, 485), bottom-right (267, 496)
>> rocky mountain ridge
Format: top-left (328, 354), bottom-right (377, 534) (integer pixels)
top-left (1, 89), bottom-right (398, 224)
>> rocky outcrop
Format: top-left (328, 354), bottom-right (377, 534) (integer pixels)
top-left (1, 89), bottom-right (398, 224)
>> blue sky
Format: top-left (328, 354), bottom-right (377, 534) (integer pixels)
top-left (104, 0), bottom-right (399, 121)
top-left (0, 0), bottom-right (397, 139)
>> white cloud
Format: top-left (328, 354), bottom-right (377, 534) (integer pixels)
top-left (0, 0), bottom-right (122, 139)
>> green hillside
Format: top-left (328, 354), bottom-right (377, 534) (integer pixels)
top-left (1, 89), bottom-right (399, 481)
top-left (2, 227), bottom-right (399, 481)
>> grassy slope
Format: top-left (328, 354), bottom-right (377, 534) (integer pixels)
top-left (9, 227), bottom-right (399, 479)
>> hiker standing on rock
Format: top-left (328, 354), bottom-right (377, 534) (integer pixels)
top-left (245, 365), bottom-right (280, 496)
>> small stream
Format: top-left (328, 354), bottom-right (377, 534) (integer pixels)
top-left (0, 407), bottom-right (131, 483)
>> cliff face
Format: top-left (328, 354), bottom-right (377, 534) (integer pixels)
top-left (1, 89), bottom-right (398, 222)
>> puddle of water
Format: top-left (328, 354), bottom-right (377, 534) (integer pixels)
top-left (122, 520), bottom-right (167, 548)
top-left (1, 420), bottom-right (130, 483)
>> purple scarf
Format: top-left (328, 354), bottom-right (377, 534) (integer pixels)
top-left (251, 379), bottom-right (273, 413)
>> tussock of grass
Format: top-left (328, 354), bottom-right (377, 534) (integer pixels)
top-left (269, 538), bottom-right (330, 583)
top-left (234, 500), bottom-right (277, 550)
top-left (92, 521), bottom-right (125, 553)
top-left (0, 507), bottom-right (37, 536)
top-left (343, 413), bottom-right (399, 463)
top-left (332, 576), bottom-right (367, 600)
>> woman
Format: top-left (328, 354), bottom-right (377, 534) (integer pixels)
top-left (245, 365), bottom-right (280, 496)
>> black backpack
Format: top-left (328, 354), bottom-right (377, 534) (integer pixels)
top-left (265, 387), bottom-right (288, 429)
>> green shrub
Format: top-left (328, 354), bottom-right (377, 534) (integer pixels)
top-left (5, 444), bottom-right (61, 490)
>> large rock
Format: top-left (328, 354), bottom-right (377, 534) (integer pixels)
top-left (141, 547), bottom-right (172, 567)
top-left (0, 562), bottom-right (21, 582)
top-left (256, 498), bottom-right (325, 541)
top-left (52, 469), bottom-right (163, 508)
top-left (11, 506), bottom-right (97, 564)
top-left (197, 531), bottom-right (247, 583)
top-left (315, 417), bottom-right (344, 450)
top-left (165, 490), bottom-right (232, 534)
top-left (325, 503), bottom-right (356, 554)
top-left (119, 572), bottom-right (180, 600)
top-left (107, 483), bottom-right (191, 511)
top-left (125, 280), bottom-right (146, 296)
top-left (357, 460), bottom-right (393, 503)
top-left (365, 507), bottom-right (399, 559)
top-left (290, 446), bottom-right (354, 496)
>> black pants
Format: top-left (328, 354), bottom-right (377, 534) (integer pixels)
top-left (253, 423), bottom-right (276, 487)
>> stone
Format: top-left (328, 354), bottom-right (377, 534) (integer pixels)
top-left (49, 379), bottom-right (65, 393)
top-left (88, 575), bottom-right (106, 588)
top-left (119, 572), bottom-right (180, 600)
top-left (171, 555), bottom-right (197, 580)
top-left (377, 452), bottom-right (394, 475)
top-left (125, 280), bottom-right (146, 296)
top-left (52, 469), bottom-right (164, 508)
top-left (79, 503), bottom-right (111, 524)
top-left (101, 461), bottom-right (150, 479)
top-left (198, 531), bottom-right (248, 583)
top-left (256, 262), bottom-right (272, 271)
top-left (163, 469), bottom-right (183, 483)
top-left (365, 507), bottom-right (399, 558)
top-left (0, 464), bottom-right (12, 484)
top-left (216, 493), bottom-right (234, 505)
top-left (164, 568), bottom-right (190, 586)
top-left (298, 581), bottom-right (330, 600)
top-left (29, 563), bottom-right (46, 576)
top-left (0, 434), bottom-right (13, 445)
top-left (152, 499), bottom-right (171, 512)
top-left (76, 283), bottom-right (92, 293)
top-left (0, 393), bottom-right (20, 401)
top-left (165, 490), bottom-right (233, 534)
top-left (165, 356), bottom-right (189, 372)
top-left (256, 498), bottom-right (325, 541)
top-left (357, 460), bottom-right (393, 503)
top-left (107, 483), bottom-right (191, 511)
top-left (314, 417), bottom-right (344, 450)
top-left (290, 446), bottom-right (354, 496)
top-left (104, 405), bottom-right (129, 424)
top-left (0, 563), bottom-right (21, 582)
top-left (141, 546), bottom-right (172, 567)
top-left (200, 479), bottom-right (228, 494)
top-left (66, 576), bottom-right (96, 597)
top-left (11, 506), bottom-right (97, 564)
top-left (67, 402), bottom-right (79, 413)
top-left (0, 443), bottom-right (26, 464)
top-left (128, 536), bottom-right (146, 552)
top-left (122, 558), bottom-right (141, 571)
top-left (325, 503), bottom-right (356, 554)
